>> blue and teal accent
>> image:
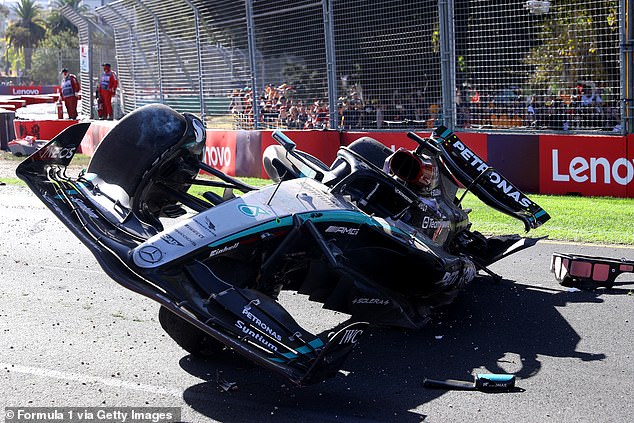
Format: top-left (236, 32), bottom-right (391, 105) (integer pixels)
top-left (207, 209), bottom-right (407, 248)
top-left (54, 188), bottom-right (79, 199)
top-left (268, 337), bottom-right (326, 363)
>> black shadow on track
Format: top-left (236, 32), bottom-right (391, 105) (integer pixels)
top-left (177, 276), bottom-right (611, 422)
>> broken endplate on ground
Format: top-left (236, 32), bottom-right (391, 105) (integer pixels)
top-left (551, 252), bottom-right (634, 289)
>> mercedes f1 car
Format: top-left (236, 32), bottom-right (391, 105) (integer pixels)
top-left (16, 104), bottom-right (549, 386)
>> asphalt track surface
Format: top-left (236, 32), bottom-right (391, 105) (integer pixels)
top-left (1, 184), bottom-right (633, 423)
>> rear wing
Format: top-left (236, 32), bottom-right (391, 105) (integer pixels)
top-left (429, 126), bottom-right (549, 231)
top-left (17, 122), bottom-right (91, 174)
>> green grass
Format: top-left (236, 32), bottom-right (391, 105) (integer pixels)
top-left (0, 151), bottom-right (91, 186)
top-left (461, 192), bottom-right (634, 245)
top-left (3, 155), bottom-right (633, 246)
top-left (189, 180), bottom-right (634, 245)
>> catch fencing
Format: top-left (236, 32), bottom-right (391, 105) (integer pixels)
top-left (64, 0), bottom-right (629, 133)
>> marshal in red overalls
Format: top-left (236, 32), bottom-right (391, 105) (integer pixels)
top-left (98, 63), bottom-right (118, 120)
top-left (59, 68), bottom-right (81, 119)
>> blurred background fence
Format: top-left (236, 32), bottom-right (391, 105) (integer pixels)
top-left (53, 0), bottom-right (630, 134)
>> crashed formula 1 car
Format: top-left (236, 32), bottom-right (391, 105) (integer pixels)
top-left (17, 104), bottom-right (550, 386)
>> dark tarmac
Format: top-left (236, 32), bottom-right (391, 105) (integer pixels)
top-left (1, 184), bottom-right (632, 422)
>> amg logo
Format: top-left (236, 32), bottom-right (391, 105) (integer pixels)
top-left (325, 226), bottom-right (359, 235)
top-left (339, 329), bottom-right (363, 345)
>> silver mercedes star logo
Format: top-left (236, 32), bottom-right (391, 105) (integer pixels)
top-left (138, 246), bottom-right (163, 263)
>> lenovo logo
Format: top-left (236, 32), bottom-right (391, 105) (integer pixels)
top-left (551, 149), bottom-right (634, 185)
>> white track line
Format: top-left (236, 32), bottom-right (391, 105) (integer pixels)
top-left (0, 362), bottom-right (183, 398)
top-left (540, 239), bottom-right (634, 250)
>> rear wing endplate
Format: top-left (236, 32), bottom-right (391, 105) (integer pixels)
top-left (430, 126), bottom-right (550, 231)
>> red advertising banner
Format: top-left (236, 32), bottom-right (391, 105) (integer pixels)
top-left (341, 131), bottom-right (487, 160)
top-left (260, 130), bottom-right (341, 177)
top-left (628, 134), bottom-right (634, 198)
top-left (457, 132), bottom-right (488, 161)
top-left (14, 119), bottom-right (79, 141)
top-left (539, 134), bottom-right (629, 197)
top-left (80, 121), bottom-right (116, 155)
top-left (340, 131), bottom-right (427, 151)
top-left (9, 86), bottom-right (43, 95)
top-left (0, 85), bottom-right (59, 95)
top-left (205, 130), bottom-right (237, 176)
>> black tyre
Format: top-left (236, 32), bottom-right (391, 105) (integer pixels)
top-left (347, 137), bottom-right (392, 168)
top-left (158, 306), bottom-right (224, 357)
top-left (87, 104), bottom-right (189, 197)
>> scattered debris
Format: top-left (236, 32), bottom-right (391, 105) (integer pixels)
top-left (423, 373), bottom-right (518, 392)
top-left (216, 371), bottom-right (238, 392)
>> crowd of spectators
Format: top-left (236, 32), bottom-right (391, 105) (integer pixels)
top-left (457, 83), bottom-right (620, 132)
top-left (229, 82), bottom-right (619, 132)
top-left (229, 84), bottom-right (330, 130)
top-left (229, 83), bottom-right (445, 130)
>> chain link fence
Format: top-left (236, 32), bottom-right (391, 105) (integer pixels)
top-left (61, 0), bottom-right (627, 133)
top-left (454, 0), bottom-right (622, 132)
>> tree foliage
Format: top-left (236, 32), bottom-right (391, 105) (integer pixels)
top-left (47, 0), bottom-right (87, 35)
top-left (524, 1), bottom-right (619, 96)
top-left (30, 30), bottom-right (80, 85)
top-left (5, 0), bottom-right (46, 71)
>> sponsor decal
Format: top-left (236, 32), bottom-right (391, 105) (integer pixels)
top-left (339, 328), bottom-right (364, 345)
top-left (241, 300), bottom-right (282, 341)
top-left (209, 242), bottom-right (239, 257)
top-left (174, 228), bottom-right (197, 246)
top-left (71, 198), bottom-right (99, 219)
top-left (393, 186), bottom-right (412, 203)
top-left (38, 145), bottom-right (76, 160)
top-left (192, 119), bottom-right (205, 143)
top-left (160, 234), bottom-right (183, 247)
top-left (551, 149), bottom-right (634, 185)
top-left (11, 87), bottom-right (42, 95)
top-left (438, 270), bottom-right (460, 287)
top-left (205, 146), bottom-right (232, 167)
top-left (451, 140), bottom-right (532, 208)
top-left (352, 298), bottom-right (390, 306)
top-left (438, 262), bottom-right (476, 288)
top-left (235, 320), bottom-right (279, 352)
top-left (183, 223), bottom-right (205, 239)
top-left (194, 216), bottom-right (216, 234)
top-left (138, 246), bottom-right (163, 263)
top-left (325, 225), bottom-right (360, 235)
top-left (460, 260), bottom-right (477, 285)
top-left (238, 204), bottom-right (269, 218)
top-left (421, 216), bottom-right (450, 230)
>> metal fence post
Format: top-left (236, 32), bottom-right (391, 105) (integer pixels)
top-left (438, 0), bottom-right (456, 131)
top-left (154, 16), bottom-right (164, 103)
top-left (88, 28), bottom-right (94, 119)
top-left (323, 0), bottom-right (338, 130)
top-left (129, 28), bottom-right (136, 110)
top-left (132, 1), bottom-right (164, 104)
top-left (245, 0), bottom-right (260, 129)
top-left (183, 0), bottom-right (206, 121)
top-left (622, 0), bottom-right (633, 134)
